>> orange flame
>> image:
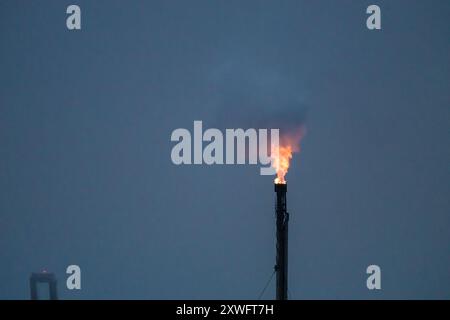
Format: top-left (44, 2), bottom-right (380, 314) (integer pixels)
top-left (271, 128), bottom-right (305, 184)
top-left (272, 145), bottom-right (293, 184)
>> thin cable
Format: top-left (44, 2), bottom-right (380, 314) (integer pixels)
top-left (257, 269), bottom-right (276, 300)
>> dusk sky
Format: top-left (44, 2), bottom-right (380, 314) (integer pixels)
top-left (1, 0), bottom-right (449, 299)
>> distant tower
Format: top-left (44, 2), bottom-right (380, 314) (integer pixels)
top-left (30, 272), bottom-right (58, 300)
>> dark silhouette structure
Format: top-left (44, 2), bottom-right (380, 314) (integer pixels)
top-left (30, 272), bottom-right (58, 300)
top-left (274, 183), bottom-right (288, 300)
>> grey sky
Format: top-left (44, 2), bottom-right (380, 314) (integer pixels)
top-left (0, 0), bottom-right (449, 299)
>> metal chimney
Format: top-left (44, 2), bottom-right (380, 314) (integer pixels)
top-left (274, 183), bottom-right (288, 300)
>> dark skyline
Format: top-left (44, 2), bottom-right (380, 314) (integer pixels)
top-left (0, 0), bottom-right (449, 299)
